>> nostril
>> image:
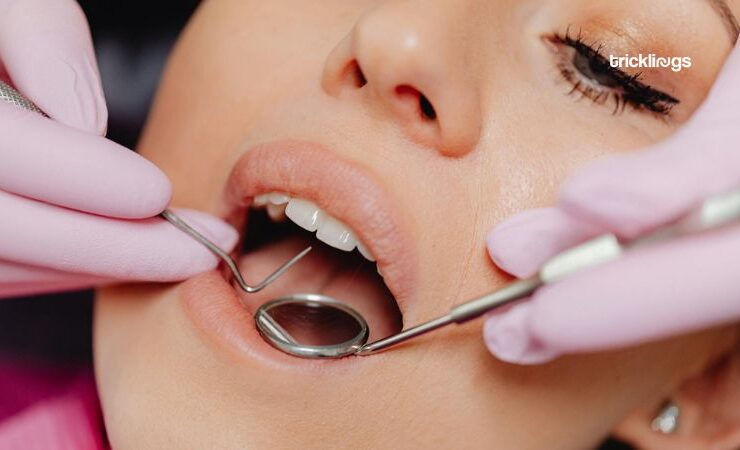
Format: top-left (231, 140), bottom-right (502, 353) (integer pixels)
top-left (419, 94), bottom-right (437, 121)
top-left (346, 60), bottom-right (367, 88)
top-left (395, 85), bottom-right (438, 122)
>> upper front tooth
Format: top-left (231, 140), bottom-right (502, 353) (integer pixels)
top-left (356, 241), bottom-right (376, 262)
top-left (284, 196), bottom-right (374, 257)
top-left (268, 192), bottom-right (290, 205)
top-left (253, 194), bottom-right (270, 207)
top-left (285, 198), bottom-right (325, 232)
top-left (316, 216), bottom-right (357, 252)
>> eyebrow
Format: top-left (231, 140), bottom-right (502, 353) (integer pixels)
top-left (708, 0), bottom-right (740, 43)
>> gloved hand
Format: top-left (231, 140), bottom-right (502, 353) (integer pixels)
top-left (0, 0), bottom-right (237, 298)
top-left (483, 43), bottom-right (740, 364)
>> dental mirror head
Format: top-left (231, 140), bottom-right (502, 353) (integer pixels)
top-left (255, 294), bottom-right (369, 358)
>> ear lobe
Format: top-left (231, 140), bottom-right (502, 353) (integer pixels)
top-left (613, 349), bottom-right (740, 450)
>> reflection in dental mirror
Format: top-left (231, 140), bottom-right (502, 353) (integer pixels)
top-left (255, 294), bottom-right (369, 358)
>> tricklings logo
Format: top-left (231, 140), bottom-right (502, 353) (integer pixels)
top-left (609, 54), bottom-right (693, 72)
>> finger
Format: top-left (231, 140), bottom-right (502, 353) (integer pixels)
top-left (0, 0), bottom-right (107, 134)
top-left (483, 301), bottom-right (560, 364)
top-left (0, 102), bottom-right (171, 218)
top-left (0, 191), bottom-right (239, 281)
top-left (689, 42), bottom-right (740, 129)
top-left (486, 207), bottom-right (600, 278)
top-left (0, 259), bottom-right (108, 298)
top-left (560, 45), bottom-right (740, 239)
top-left (488, 225), bottom-right (740, 364)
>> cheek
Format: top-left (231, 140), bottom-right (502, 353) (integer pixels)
top-left (137, 0), bottom-right (365, 215)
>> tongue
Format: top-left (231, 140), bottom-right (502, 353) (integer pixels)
top-left (235, 236), bottom-right (401, 340)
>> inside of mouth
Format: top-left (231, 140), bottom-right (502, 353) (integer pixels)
top-left (234, 202), bottom-right (403, 346)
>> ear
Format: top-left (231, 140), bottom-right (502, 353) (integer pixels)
top-left (613, 346), bottom-right (740, 450)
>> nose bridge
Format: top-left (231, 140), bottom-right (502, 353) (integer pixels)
top-left (329, 0), bottom-right (482, 156)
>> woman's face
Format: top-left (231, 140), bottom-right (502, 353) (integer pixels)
top-left (95, 0), bottom-right (738, 448)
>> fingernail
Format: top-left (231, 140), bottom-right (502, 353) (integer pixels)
top-left (484, 303), bottom-right (559, 365)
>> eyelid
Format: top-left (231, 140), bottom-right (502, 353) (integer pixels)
top-left (544, 31), bottom-right (680, 118)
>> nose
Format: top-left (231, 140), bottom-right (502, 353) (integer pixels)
top-left (322, 2), bottom-right (482, 157)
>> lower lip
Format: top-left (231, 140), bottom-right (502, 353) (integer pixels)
top-left (179, 271), bottom-right (377, 371)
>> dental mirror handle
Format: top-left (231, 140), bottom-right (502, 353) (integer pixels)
top-left (356, 277), bottom-right (540, 355)
top-left (357, 188), bottom-right (740, 355)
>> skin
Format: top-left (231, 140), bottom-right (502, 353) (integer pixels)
top-left (95, 0), bottom-right (739, 448)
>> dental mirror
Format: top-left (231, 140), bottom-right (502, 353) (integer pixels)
top-left (255, 294), bottom-right (369, 358)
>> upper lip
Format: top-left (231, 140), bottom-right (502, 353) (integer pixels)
top-left (221, 139), bottom-right (417, 312)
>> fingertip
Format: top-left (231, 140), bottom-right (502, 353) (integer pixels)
top-left (90, 154), bottom-right (172, 219)
top-left (486, 227), bottom-right (537, 278)
top-left (157, 210), bottom-right (239, 280)
top-left (487, 208), bottom-right (597, 278)
top-left (483, 303), bottom-right (560, 365)
top-left (126, 210), bottom-right (238, 281)
top-left (123, 163), bottom-right (173, 218)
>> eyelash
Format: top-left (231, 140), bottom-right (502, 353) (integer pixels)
top-left (547, 28), bottom-right (679, 117)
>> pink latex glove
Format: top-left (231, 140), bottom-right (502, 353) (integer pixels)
top-left (484, 44), bottom-right (740, 364)
top-left (0, 0), bottom-right (238, 298)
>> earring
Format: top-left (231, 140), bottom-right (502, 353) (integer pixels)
top-left (651, 401), bottom-right (680, 434)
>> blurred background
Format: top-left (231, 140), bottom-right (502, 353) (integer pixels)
top-left (0, 1), bottom-right (199, 365)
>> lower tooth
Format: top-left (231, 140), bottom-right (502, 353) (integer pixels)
top-left (267, 203), bottom-right (287, 222)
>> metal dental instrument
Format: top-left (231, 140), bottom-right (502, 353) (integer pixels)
top-left (0, 80), bottom-right (310, 293)
top-left (159, 210), bottom-right (312, 293)
top-left (254, 187), bottom-right (740, 359)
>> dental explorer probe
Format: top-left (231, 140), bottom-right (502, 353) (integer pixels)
top-left (159, 210), bottom-right (311, 293)
top-left (0, 80), bottom-right (311, 293)
top-left (356, 188), bottom-right (740, 355)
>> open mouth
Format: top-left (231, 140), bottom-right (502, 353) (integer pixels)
top-left (189, 140), bottom-right (417, 360)
top-left (233, 191), bottom-right (402, 341)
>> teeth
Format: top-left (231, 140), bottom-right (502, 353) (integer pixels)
top-left (254, 191), bottom-right (375, 261)
top-left (356, 241), bottom-right (375, 262)
top-left (266, 203), bottom-right (287, 222)
top-left (253, 192), bottom-right (290, 208)
top-left (285, 198), bottom-right (325, 232)
top-left (268, 192), bottom-right (290, 205)
top-left (253, 194), bottom-right (269, 207)
top-left (316, 216), bottom-right (357, 252)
